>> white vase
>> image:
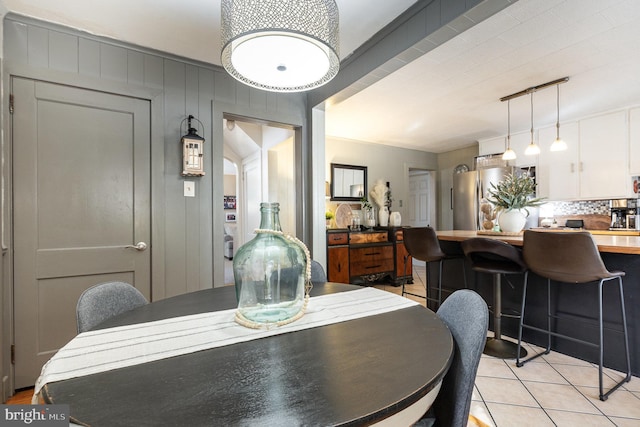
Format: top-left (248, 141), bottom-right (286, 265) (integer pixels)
top-left (389, 211), bottom-right (401, 226)
top-left (498, 209), bottom-right (527, 233)
top-left (379, 206), bottom-right (389, 227)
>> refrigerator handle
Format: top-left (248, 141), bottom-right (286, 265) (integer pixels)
top-left (476, 179), bottom-right (482, 230)
top-left (450, 188), bottom-right (453, 210)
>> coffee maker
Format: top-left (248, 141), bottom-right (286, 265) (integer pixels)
top-left (610, 199), bottom-right (638, 229)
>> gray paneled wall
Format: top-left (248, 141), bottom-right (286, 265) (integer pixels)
top-left (2, 15), bottom-right (307, 299)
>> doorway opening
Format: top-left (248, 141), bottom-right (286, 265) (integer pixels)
top-left (222, 115), bottom-right (299, 286)
top-left (407, 168), bottom-right (436, 267)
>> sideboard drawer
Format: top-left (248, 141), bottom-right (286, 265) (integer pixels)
top-left (350, 245), bottom-right (394, 276)
top-left (349, 231), bottom-right (388, 244)
top-left (327, 232), bottom-right (349, 245)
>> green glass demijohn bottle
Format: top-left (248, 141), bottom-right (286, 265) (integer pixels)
top-left (232, 202), bottom-right (308, 327)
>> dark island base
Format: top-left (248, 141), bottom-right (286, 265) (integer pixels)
top-left (432, 240), bottom-right (638, 377)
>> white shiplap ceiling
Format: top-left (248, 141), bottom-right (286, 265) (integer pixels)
top-left (326, 0), bottom-right (640, 152)
top-left (3, 0), bottom-right (639, 154)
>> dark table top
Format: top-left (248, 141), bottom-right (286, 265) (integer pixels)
top-left (43, 283), bottom-right (453, 426)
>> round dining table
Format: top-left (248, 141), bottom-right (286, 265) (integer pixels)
top-left (42, 283), bottom-right (453, 426)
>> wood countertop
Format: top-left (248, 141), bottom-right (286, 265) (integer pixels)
top-left (437, 230), bottom-right (640, 255)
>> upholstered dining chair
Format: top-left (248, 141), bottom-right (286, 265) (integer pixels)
top-left (76, 281), bottom-right (148, 333)
top-left (416, 289), bottom-right (488, 427)
top-left (310, 259), bottom-right (327, 285)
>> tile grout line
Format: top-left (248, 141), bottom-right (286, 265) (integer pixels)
top-left (500, 356), bottom-right (558, 425)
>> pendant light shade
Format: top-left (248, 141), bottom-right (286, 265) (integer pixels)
top-left (221, 0), bottom-right (340, 92)
top-left (502, 99), bottom-right (516, 160)
top-left (550, 84), bottom-right (568, 152)
top-left (524, 92), bottom-right (541, 156)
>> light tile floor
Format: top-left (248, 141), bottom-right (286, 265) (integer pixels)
top-left (374, 264), bottom-right (640, 427)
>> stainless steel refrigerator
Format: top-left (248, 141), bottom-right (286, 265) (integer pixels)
top-left (453, 167), bottom-right (539, 230)
top-left (453, 167), bottom-right (513, 230)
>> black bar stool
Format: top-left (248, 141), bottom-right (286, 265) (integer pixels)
top-left (402, 227), bottom-right (466, 310)
top-left (461, 237), bottom-right (528, 359)
top-left (517, 230), bottom-right (631, 401)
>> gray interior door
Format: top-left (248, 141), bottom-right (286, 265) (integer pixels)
top-left (12, 77), bottom-right (151, 388)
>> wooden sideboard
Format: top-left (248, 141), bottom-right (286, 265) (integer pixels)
top-left (326, 227), bottom-right (412, 285)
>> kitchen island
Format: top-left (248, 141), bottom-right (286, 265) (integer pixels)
top-left (433, 229), bottom-right (640, 376)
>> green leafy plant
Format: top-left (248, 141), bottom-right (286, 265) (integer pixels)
top-left (360, 197), bottom-right (372, 211)
top-left (486, 173), bottom-right (545, 215)
top-left (325, 211), bottom-right (335, 220)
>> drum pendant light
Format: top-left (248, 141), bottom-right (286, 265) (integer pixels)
top-left (221, 0), bottom-right (340, 92)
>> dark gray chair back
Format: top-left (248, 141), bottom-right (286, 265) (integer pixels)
top-left (76, 281), bottom-right (148, 333)
top-left (310, 259), bottom-right (327, 285)
top-left (433, 289), bottom-right (488, 427)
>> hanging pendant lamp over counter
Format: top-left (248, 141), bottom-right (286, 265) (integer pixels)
top-left (550, 84), bottom-right (568, 152)
top-left (499, 77), bottom-right (569, 158)
top-left (524, 91), bottom-right (541, 156)
top-left (502, 99), bottom-right (516, 160)
top-left (221, 0), bottom-right (340, 93)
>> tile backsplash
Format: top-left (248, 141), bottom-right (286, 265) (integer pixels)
top-left (540, 200), bottom-right (610, 217)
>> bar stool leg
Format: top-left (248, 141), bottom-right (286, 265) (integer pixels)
top-left (437, 259), bottom-right (443, 309)
top-left (484, 273), bottom-right (527, 359)
top-left (401, 254), bottom-right (409, 297)
top-left (516, 272), bottom-right (528, 365)
top-left (426, 261), bottom-right (432, 308)
top-left (599, 277), bottom-right (632, 401)
top-left (517, 277), bottom-right (551, 367)
top-left (619, 277), bottom-right (632, 381)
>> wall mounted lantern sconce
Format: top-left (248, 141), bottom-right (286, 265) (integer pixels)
top-left (180, 115), bottom-right (205, 177)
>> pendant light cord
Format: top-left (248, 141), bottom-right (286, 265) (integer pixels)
top-left (530, 92), bottom-right (534, 143)
top-left (507, 99), bottom-right (511, 148)
top-left (556, 85), bottom-right (560, 138)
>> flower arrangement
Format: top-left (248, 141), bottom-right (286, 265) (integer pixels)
top-left (486, 173), bottom-right (545, 215)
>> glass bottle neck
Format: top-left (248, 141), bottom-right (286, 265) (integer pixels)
top-left (259, 202), bottom-right (282, 231)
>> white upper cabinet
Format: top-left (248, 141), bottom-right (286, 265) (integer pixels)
top-left (579, 111), bottom-right (627, 199)
top-left (478, 132), bottom-right (538, 168)
top-left (478, 137), bottom-right (505, 156)
top-left (537, 111), bottom-right (628, 201)
top-left (510, 131), bottom-right (538, 168)
top-left (537, 122), bottom-right (579, 200)
top-left (630, 107), bottom-right (640, 176)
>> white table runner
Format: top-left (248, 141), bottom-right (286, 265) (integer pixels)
top-left (34, 287), bottom-right (418, 401)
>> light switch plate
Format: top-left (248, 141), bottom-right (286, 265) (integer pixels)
top-left (184, 181), bottom-right (195, 197)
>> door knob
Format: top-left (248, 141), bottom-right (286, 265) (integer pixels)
top-left (125, 242), bottom-right (148, 251)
